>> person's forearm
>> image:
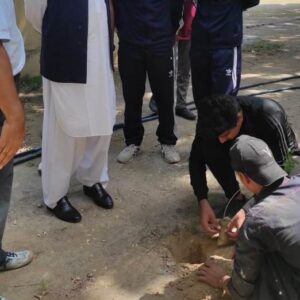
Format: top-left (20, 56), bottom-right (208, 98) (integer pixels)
top-left (189, 138), bottom-right (209, 201)
top-left (0, 42), bottom-right (25, 168)
top-left (0, 43), bottom-right (24, 123)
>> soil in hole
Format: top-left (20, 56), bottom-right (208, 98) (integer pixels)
top-left (166, 227), bottom-right (233, 264)
top-left (140, 228), bottom-right (233, 300)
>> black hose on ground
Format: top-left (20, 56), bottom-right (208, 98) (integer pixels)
top-left (187, 86), bottom-right (300, 111)
top-left (14, 147), bottom-right (42, 166)
top-left (13, 113), bottom-right (159, 165)
top-left (239, 75), bottom-right (300, 90)
top-left (247, 86), bottom-right (300, 97)
top-left (14, 78), bottom-right (300, 165)
top-left (185, 74), bottom-right (300, 106)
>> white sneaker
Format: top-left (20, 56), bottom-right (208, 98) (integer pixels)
top-left (0, 250), bottom-right (33, 271)
top-left (161, 144), bottom-right (180, 164)
top-left (117, 144), bottom-right (140, 163)
top-left (0, 296), bottom-right (7, 300)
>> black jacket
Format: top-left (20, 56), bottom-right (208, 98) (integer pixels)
top-left (114, 0), bottom-right (183, 52)
top-left (229, 176), bottom-right (300, 299)
top-left (191, 0), bottom-right (243, 50)
top-left (237, 96), bottom-right (297, 165)
top-left (190, 96), bottom-right (298, 200)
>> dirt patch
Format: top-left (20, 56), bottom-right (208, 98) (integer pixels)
top-left (1, 2), bottom-right (300, 300)
top-left (166, 228), bottom-right (233, 264)
top-left (141, 228), bottom-right (233, 300)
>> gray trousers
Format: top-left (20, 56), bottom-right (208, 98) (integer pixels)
top-left (176, 39), bottom-right (191, 109)
top-left (0, 160), bottom-right (13, 263)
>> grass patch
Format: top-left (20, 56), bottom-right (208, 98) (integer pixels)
top-left (20, 75), bottom-right (42, 93)
top-left (283, 150), bottom-right (298, 174)
top-left (243, 40), bottom-right (284, 55)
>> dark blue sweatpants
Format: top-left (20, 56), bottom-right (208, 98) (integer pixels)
top-left (191, 47), bottom-right (241, 109)
top-left (189, 47), bottom-right (242, 202)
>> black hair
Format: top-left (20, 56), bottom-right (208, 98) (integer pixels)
top-left (197, 95), bottom-right (242, 139)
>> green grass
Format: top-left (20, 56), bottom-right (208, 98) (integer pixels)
top-left (20, 75), bottom-right (42, 93)
top-left (283, 150), bottom-right (298, 174)
top-left (243, 40), bottom-right (284, 55)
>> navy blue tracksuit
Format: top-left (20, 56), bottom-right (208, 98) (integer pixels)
top-left (191, 0), bottom-right (243, 105)
top-left (188, 0), bottom-right (243, 202)
top-left (114, 0), bottom-right (181, 146)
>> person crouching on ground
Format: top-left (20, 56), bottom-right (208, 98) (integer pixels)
top-left (189, 94), bottom-right (298, 235)
top-left (198, 135), bottom-right (300, 299)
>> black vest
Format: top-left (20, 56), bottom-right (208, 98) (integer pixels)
top-left (40, 0), bottom-right (114, 84)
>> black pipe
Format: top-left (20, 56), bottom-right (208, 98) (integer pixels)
top-left (187, 86), bottom-right (300, 111)
top-left (13, 113), bottom-right (159, 165)
top-left (14, 79), bottom-right (300, 165)
top-left (248, 86), bottom-right (300, 97)
top-left (15, 147), bottom-right (41, 158)
top-left (239, 75), bottom-right (300, 90)
top-left (185, 74), bottom-right (300, 106)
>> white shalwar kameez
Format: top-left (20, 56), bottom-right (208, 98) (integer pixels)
top-left (24, 0), bottom-right (116, 208)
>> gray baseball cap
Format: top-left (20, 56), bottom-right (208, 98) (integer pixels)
top-left (230, 135), bottom-right (287, 186)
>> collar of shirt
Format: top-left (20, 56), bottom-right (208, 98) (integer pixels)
top-left (254, 177), bottom-right (286, 203)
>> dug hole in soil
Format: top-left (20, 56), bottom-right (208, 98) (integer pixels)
top-left (141, 227), bottom-right (234, 300)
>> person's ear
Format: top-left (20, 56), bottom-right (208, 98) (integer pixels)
top-left (237, 171), bottom-right (251, 185)
top-left (236, 111), bottom-right (243, 124)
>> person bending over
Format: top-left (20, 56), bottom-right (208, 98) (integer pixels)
top-left (198, 135), bottom-right (300, 299)
top-left (189, 94), bottom-right (298, 235)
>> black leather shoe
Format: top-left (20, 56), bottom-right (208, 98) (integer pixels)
top-left (83, 183), bottom-right (113, 209)
top-left (175, 107), bottom-right (196, 121)
top-left (47, 196), bottom-right (82, 223)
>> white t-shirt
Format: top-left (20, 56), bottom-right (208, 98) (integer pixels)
top-left (0, 0), bottom-right (25, 75)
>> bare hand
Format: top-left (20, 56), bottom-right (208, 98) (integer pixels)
top-left (197, 260), bottom-right (229, 289)
top-left (226, 209), bottom-right (246, 240)
top-left (199, 199), bottom-right (220, 236)
top-left (0, 43), bottom-right (25, 169)
top-left (0, 117), bottom-right (25, 169)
